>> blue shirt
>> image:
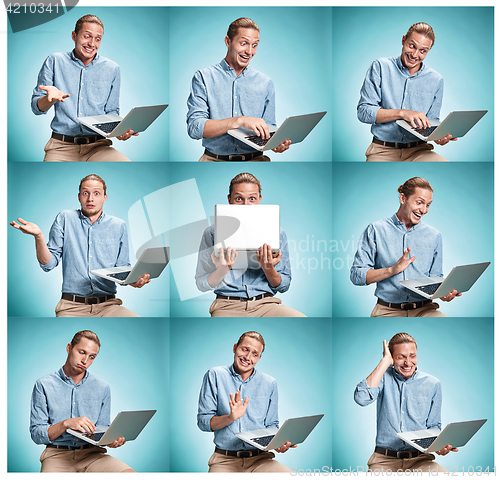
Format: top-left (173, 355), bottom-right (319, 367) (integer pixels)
top-left (350, 214), bottom-right (443, 303)
top-left (31, 50), bottom-right (121, 136)
top-left (354, 367), bottom-right (442, 451)
top-left (30, 367), bottom-right (111, 446)
top-left (195, 225), bottom-right (291, 298)
top-left (197, 365), bottom-right (279, 450)
top-left (186, 59), bottom-right (276, 155)
top-left (357, 56), bottom-right (443, 143)
top-left (40, 209), bottom-right (130, 297)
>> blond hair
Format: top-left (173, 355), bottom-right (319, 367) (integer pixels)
top-left (388, 332), bottom-right (416, 355)
top-left (404, 22), bottom-right (435, 47)
top-left (227, 18), bottom-right (260, 41)
top-left (398, 177), bottom-right (433, 198)
top-left (236, 331), bottom-right (265, 353)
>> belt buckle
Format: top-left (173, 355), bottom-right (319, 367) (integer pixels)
top-left (237, 451), bottom-right (250, 458)
top-left (228, 154), bottom-right (244, 161)
top-left (74, 137), bottom-right (90, 145)
top-left (85, 297), bottom-right (98, 305)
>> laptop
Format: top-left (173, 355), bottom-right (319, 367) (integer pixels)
top-left (77, 104), bottom-right (168, 138)
top-left (235, 414), bottom-right (323, 451)
top-left (214, 205), bottom-right (280, 255)
top-left (396, 419), bottom-right (487, 453)
top-left (91, 247), bottom-right (169, 285)
top-left (227, 111), bottom-right (327, 151)
top-left (396, 110), bottom-right (487, 142)
top-left (66, 410), bottom-right (156, 446)
top-left (400, 262), bottom-right (490, 300)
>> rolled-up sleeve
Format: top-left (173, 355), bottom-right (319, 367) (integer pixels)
top-left (262, 79), bottom-right (276, 127)
top-left (197, 370), bottom-right (218, 432)
top-left (40, 213), bottom-right (65, 272)
top-left (354, 378), bottom-right (381, 407)
top-left (264, 380), bottom-right (279, 429)
top-left (273, 229), bottom-right (291, 293)
top-left (350, 224), bottom-right (376, 286)
top-left (31, 56), bottom-right (54, 116)
top-left (357, 60), bottom-right (382, 125)
top-left (187, 71), bottom-right (209, 140)
top-left (429, 232), bottom-right (443, 278)
top-left (426, 77), bottom-right (443, 121)
top-left (30, 381), bottom-right (51, 445)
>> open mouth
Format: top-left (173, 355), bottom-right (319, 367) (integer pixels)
top-left (83, 46), bottom-right (95, 54)
top-left (239, 54), bottom-right (251, 63)
top-left (239, 358), bottom-right (251, 368)
top-left (413, 211), bottom-right (423, 221)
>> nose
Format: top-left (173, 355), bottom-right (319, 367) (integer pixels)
top-left (243, 198), bottom-right (250, 205)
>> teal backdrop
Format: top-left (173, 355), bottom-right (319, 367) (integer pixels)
top-left (331, 162), bottom-right (494, 317)
top-left (332, 7), bottom-right (494, 162)
top-left (332, 317), bottom-right (494, 471)
top-left (8, 317), bottom-right (170, 472)
top-left (8, 7), bottom-right (170, 162)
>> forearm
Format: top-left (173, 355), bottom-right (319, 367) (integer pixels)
top-left (47, 419), bottom-right (69, 441)
top-left (207, 266), bottom-right (231, 288)
top-left (263, 268), bottom-right (281, 288)
top-left (36, 96), bottom-right (54, 113)
top-left (203, 117), bottom-right (243, 138)
top-left (209, 414), bottom-right (235, 431)
top-left (375, 108), bottom-right (405, 124)
top-left (35, 234), bottom-right (51, 265)
top-left (365, 266), bottom-right (394, 285)
top-left (366, 358), bottom-right (392, 388)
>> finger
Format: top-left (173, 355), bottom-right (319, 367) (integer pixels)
top-left (243, 397), bottom-right (249, 406)
top-left (229, 393), bottom-right (234, 404)
top-left (408, 255), bottom-right (415, 264)
top-left (17, 217), bottom-right (28, 225)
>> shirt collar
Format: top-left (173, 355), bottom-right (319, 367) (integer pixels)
top-left (57, 366), bottom-right (89, 386)
top-left (78, 209), bottom-right (105, 225)
top-left (391, 212), bottom-right (421, 232)
top-left (390, 365), bottom-right (419, 382)
top-left (229, 364), bottom-right (257, 383)
top-left (70, 49), bottom-right (99, 67)
top-left (396, 54), bottom-right (426, 77)
top-left (219, 58), bottom-right (250, 77)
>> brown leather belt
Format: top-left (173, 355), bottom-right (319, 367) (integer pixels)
top-left (377, 298), bottom-right (431, 310)
top-left (204, 148), bottom-right (263, 161)
top-left (47, 444), bottom-right (93, 451)
top-left (216, 292), bottom-right (274, 302)
top-left (375, 446), bottom-right (422, 459)
top-left (62, 293), bottom-right (115, 305)
top-left (52, 132), bottom-right (104, 144)
top-left (373, 137), bottom-right (427, 149)
top-left (215, 447), bottom-right (262, 458)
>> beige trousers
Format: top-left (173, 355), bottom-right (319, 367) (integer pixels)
top-left (55, 298), bottom-right (140, 317)
top-left (371, 302), bottom-right (447, 317)
top-left (207, 451), bottom-right (291, 473)
top-left (43, 137), bottom-right (131, 162)
top-left (365, 142), bottom-right (449, 162)
top-left (367, 451), bottom-right (446, 473)
top-left (209, 296), bottom-right (306, 317)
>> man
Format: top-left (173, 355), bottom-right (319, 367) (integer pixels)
top-left (357, 22), bottom-right (456, 162)
top-left (187, 17), bottom-right (290, 162)
top-left (31, 14), bottom-right (137, 162)
top-left (10, 174), bottom-right (149, 317)
top-left (30, 330), bottom-right (135, 472)
top-left (195, 172), bottom-right (305, 317)
top-left (350, 177), bottom-right (460, 317)
top-left (198, 331), bottom-right (296, 472)
top-left (354, 333), bottom-right (457, 472)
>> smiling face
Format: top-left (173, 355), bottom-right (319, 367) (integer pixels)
top-left (392, 342), bottom-right (417, 380)
top-left (233, 336), bottom-right (263, 380)
top-left (401, 32), bottom-right (433, 75)
top-left (224, 27), bottom-right (260, 75)
top-left (228, 182), bottom-right (262, 205)
top-left (397, 187), bottom-right (433, 230)
top-left (78, 179), bottom-right (107, 221)
top-left (72, 22), bottom-right (103, 66)
top-left (64, 338), bottom-right (99, 379)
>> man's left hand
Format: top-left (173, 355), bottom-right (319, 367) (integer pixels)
top-left (434, 134), bottom-right (457, 146)
top-left (435, 444), bottom-right (458, 456)
top-left (274, 441), bottom-right (297, 454)
top-left (129, 273), bottom-right (151, 288)
top-left (440, 289), bottom-right (462, 302)
top-left (106, 436), bottom-right (126, 448)
top-left (256, 244), bottom-right (282, 271)
top-left (116, 129), bottom-right (139, 141)
top-left (272, 139), bottom-right (291, 153)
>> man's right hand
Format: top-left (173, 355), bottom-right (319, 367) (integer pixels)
top-left (389, 247), bottom-right (415, 276)
top-left (211, 247), bottom-right (238, 271)
top-left (228, 390), bottom-right (249, 422)
top-left (236, 116), bottom-right (270, 139)
top-left (400, 110), bottom-right (431, 129)
top-left (382, 340), bottom-right (393, 366)
top-left (64, 416), bottom-right (96, 434)
top-left (39, 85), bottom-right (70, 106)
top-left (10, 218), bottom-right (42, 237)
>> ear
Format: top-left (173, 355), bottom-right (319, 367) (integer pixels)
top-left (66, 343), bottom-right (72, 354)
top-left (233, 343), bottom-right (237, 354)
top-left (399, 193), bottom-right (406, 204)
top-left (72, 30), bottom-right (77, 42)
top-left (225, 35), bottom-right (230, 48)
top-left (227, 194), bottom-right (232, 204)
top-left (103, 194), bottom-right (108, 205)
top-left (402, 35), bottom-right (406, 45)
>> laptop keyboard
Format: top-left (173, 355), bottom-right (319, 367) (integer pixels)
top-left (415, 283), bottom-right (442, 295)
top-left (245, 131), bottom-right (275, 146)
top-left (93, 121), bottom-right (120, 133)
top-left (250, 435), bottom-right (275, 447)
top-left (412, 436), bottom-right (437, 449)
top-left (412, 125), bottom-right (438, 137)
top-left (107, 271), bottom-right (130, 281)
top-left (82, 431), bottom-right (105, 441)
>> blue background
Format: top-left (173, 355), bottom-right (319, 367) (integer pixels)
top-left (332, 7), bottom-right (494, 162)
top-left (169, 317), bottom-right (332, 472)
top-left (332, 317), bottom-right (494, 471)
top-left (169, 7), bottom-right (332, 162)
top-left (8, 317), bottom-right (170, 472)
top-left (168, 162), bottom-right (333, 317)
top-left (8, 7), bottom-right (170, 162)
top-left (8, 162), bottom-right (171, 317)
top-left (332, 162), bottom-right (494, 317)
